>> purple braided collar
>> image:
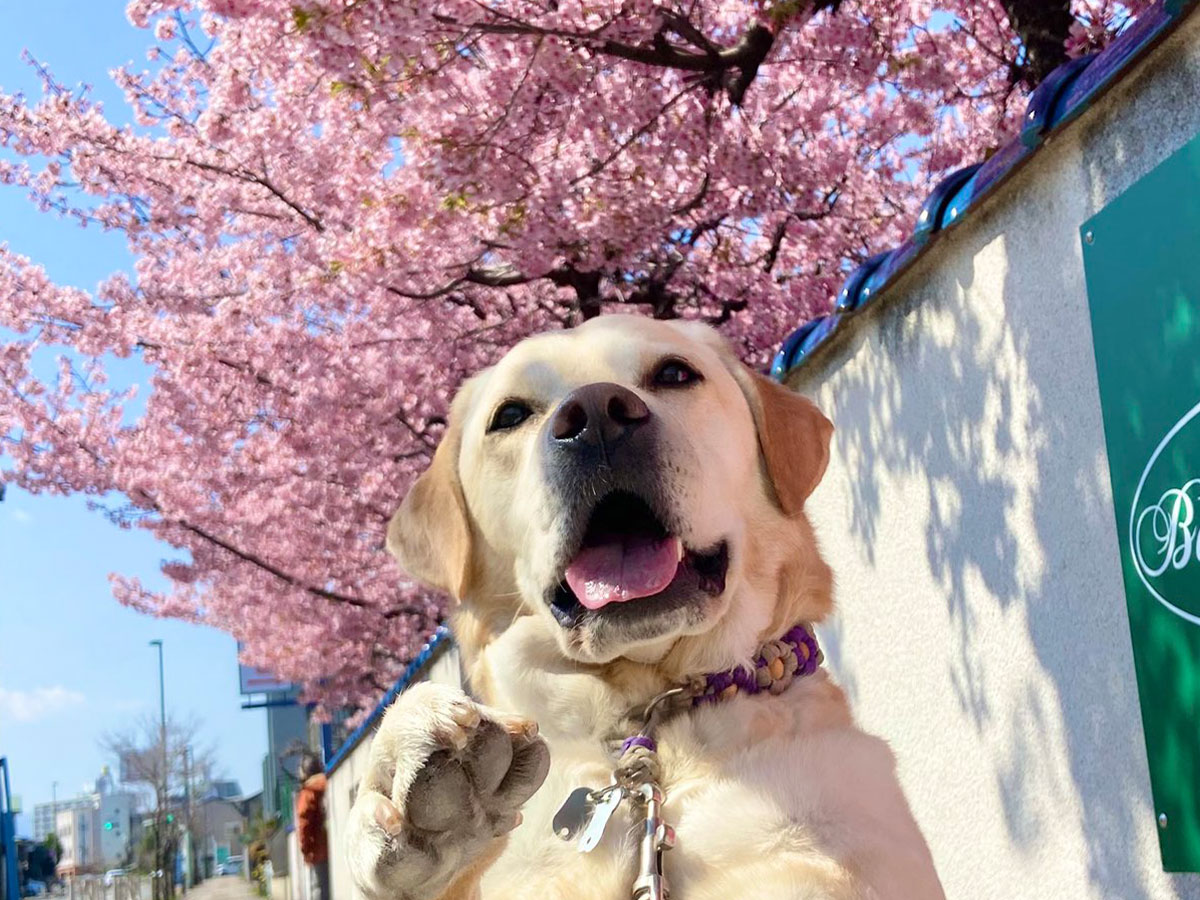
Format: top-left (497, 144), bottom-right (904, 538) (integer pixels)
top-left (692, 622), bottom-right (822, 705)
top-left (619, 623), bottom-right (822, 756)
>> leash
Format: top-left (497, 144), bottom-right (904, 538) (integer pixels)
top-left (551, 624), bottom-right (823, 900)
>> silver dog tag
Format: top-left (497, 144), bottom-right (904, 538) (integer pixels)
top-left (552, 787), bottom-right (595, 841)
top-left (578, 786), bottom-right (624, 852)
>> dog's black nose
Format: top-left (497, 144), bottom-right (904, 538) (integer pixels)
top-left (549, 382), bottom-right (650, 448)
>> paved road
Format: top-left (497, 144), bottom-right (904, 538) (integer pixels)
top-left (183, 878), bottom-right (259, 900)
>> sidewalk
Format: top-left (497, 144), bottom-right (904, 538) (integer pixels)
top-left (183, 879), bottom-right (259, 900)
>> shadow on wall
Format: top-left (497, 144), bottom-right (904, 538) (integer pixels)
top-left (809, 40), bottom-right (1200, 900)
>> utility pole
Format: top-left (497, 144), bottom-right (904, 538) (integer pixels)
top-left (2, 758), bottom-right (20, 900)
top-left (181, 747), bottom-right (192, 892)
top-left (51, 781), bottom-right (57, 839)
top-left (149, 640), bottom-right (166, 900)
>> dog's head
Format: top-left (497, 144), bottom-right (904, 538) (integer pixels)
top-left (388, 316), bottom-right (833, 673)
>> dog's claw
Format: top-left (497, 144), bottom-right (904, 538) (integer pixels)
top-left (450, 701), bottom-right (483, 730)
top-left (374, 796), bottom-right (404, 837)
top-left (502, 717), bottom-right (539, 740)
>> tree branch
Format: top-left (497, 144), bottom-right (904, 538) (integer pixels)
top-left (169, 517), bottom-right (372, 607)
top-left (432, 4), bottom-right (848, 104)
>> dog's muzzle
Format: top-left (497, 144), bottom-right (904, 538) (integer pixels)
top-left (539, 382), bottom-right (729, 635)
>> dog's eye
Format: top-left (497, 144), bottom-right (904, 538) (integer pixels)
top-left (488, 400), bottom-right (532, 432)
top-left (652, 359), bottom-right (702, 387)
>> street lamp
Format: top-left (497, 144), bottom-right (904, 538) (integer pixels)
top-left (149, 640), bottom-right (166, 900)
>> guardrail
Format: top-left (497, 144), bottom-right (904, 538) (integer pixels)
top-left (64, 875), bottom-right (151, 900)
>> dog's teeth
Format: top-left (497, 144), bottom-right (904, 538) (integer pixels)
top-left (676, 540), bottom-right (685, 562)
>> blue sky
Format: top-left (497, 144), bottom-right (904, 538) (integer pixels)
top-left (0, 2), bottom-right (267, 836)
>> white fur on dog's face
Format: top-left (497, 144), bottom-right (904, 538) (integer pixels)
top-left (454, 317), bottom-right (778, 662)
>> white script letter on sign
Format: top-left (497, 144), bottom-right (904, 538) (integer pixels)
top-left (1131, 400), bottom-right (1200, 626)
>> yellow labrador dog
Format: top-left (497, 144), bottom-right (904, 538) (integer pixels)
top-left (345, 316), bottom-right (944, 900)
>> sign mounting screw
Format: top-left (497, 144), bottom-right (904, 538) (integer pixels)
top-left (1159, 813), bottom-right (1169, 829)
top-left (1084, 230), bottom-right (1095, 244)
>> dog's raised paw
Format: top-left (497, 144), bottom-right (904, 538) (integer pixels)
top-left (345, 682), bottom-right (549, 900)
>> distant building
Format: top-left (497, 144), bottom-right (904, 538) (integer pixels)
top-left (50, 769), bottom-right (136, 876)
top-left (205, 780), bottom-right (242, 801)
top-left (95, 791), bottom-right (132, 866)
top-left (193, 796), bottom-right (248, 879)
top-left (32, 797), bottom-right (92, 843)
top-left (263, 700), bottom-right (307, 821)
top-left (55, 806), bottom-right (92, 874)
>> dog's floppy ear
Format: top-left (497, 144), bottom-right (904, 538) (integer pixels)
top-left (732, 365), bottom-right (834, 515)
top-left (386, 383), bottom-right (478, 600)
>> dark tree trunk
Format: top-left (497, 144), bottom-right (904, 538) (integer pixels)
top-left (999, 0), bottom-right (1075, 87)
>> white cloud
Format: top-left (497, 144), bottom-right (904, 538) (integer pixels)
top-left (0, 686), bottom-right (86, 722)
top-left (9, 508), bottom-right (31, 524)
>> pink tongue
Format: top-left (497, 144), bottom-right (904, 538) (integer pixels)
top-left (565, 535), bottom-right (683, 610)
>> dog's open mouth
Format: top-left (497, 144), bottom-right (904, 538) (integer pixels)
top-left (550, 491), bottom-right (728, 628)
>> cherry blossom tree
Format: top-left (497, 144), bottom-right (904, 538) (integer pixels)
top-left (0, 0), bottom-right (1150, 713)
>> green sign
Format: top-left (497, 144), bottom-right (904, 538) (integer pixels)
top-left (1083, 129), bottom-right (1200, 871)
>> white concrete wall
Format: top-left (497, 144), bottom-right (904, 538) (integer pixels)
top-left (786, 12), bottom-right (1200, 900)
top-left (285, 828), bottom-right (308, 900)
top-left (326, 645), bottom-right (461, 900)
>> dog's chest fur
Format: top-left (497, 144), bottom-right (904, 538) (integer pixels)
top-left (477, 663), bottom-right (934, 900)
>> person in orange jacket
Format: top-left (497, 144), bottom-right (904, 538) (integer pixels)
top-left (295, 753), bottom-right (330, 900)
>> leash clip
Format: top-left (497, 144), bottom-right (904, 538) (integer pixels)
top-left (630, 782), bottom-right (674, 900)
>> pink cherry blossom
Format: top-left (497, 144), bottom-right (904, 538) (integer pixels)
top-left (0, 0), bottom-right (1151, 714)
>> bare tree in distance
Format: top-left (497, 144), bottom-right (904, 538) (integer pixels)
top-left (100, 713), bottom-right (219, 898)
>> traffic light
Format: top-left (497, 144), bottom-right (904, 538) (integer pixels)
top-left (104, 822), bottom-right (113, 831)
top-left (166, 814), bottom-right (174, 824)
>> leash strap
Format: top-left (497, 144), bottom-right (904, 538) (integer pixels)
top-left (614, 688), bottom-right (687, 900)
